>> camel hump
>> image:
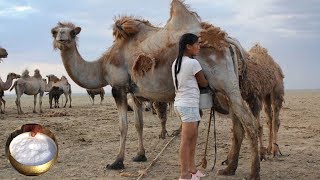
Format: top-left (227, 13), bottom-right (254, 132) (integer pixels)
top-left (132, 54), bottom-right (157, 78)
top-left (33, 69), bottom-right (42, 79)
top-left (113, 16), bottom-right (152, 40)
top-left (199, 22), bottom-right (229, 57)
top-left (22, 69), bottom-right (30, 79)
top-left (249, 43), bottom-right (268, 55)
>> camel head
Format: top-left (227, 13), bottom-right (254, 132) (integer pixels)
top-left (8, 73), bottom-right (21, 80)
top-left (0, 47), bottom-right (8, 61)
top-left (46, 74), bottom-right (60, 82)
top-left (51, 22), bottom-right (81, 50)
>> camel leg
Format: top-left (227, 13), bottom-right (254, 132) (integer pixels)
top-left (49, 94), bottom-right (53, 108)
top-left (271, 92), bottom-right (282, 157)
top-left (91, 95), bottom-right (95, 105)
top-left (153, 102), bottom-right (168, 139)
top-left (15, 94), bottom-right (23, 114)
top-left (263, 95), bottom-right (273, 154)
top-left (100, 94), bottom-right (104, 105)
top-left (69, 94), bottom-right (72, 108)
top-left (63, 93), bottom-right (68, 108)
top-left (39, 92), bottom-right (43, 113)
top-left (106, 87), bottom-right (128, 170)
top-left (220, 113), bottom-right (245, 174)
top-left (0, 100), bottom-right (3, 114)
top-left (0, 98), bottom-right (5, 114)
top-left (249, 97), bottom-right (267, 161)
top-left (131, 95), bottom-right (147, 162)
top-left (33, 94), bottom-right (37, 113)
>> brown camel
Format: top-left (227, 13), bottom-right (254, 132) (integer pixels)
top-left (51, 1), bottom-right (260, 178)
top-left (215, 44), bottom-right (284, 163)
top-left (47, 86), bottom-right (64, 108)
top-left (0, 47), bottom-right (8, 62)
top-left (86, 88), bottom-right (105, 105)
top-left (10, 69), bottom-right (46, 114)
top-left (0, 72), bottom-right (21, 113)
top-left (46, 74), bottom-right (72, 108)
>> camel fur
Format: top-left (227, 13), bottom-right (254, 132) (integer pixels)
top-left (0, 47), bottom-right (8, 62)
top-left (51, 1), bottom-right (260, 178)
top-left (10, 69), bottom-right (46, 114)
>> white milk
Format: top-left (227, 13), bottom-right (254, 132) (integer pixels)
top-left (9, 132), bottom-right (57, 166)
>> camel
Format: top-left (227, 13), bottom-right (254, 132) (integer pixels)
top-left (0, 90), bottom-right (5, 114)
top-left (0, 47), bottom-right (8, 62)
top-left (51, 1), bottom-right (260, 178)
top-left (213, 44), bottom-right (284, 162)
top-left (0, 72), bottom-right (21, 90)
top-left (46, 74), bottom-right (72, 108)
top-left (86, 88), bottom-right (105, 105)
top-left (10, 69), bottom-right (45, 114)
top-left (47, 86), bottom-right (64, 108)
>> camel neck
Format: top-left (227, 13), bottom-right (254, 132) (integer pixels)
top-left (60, 45), bottom-right (108, 89)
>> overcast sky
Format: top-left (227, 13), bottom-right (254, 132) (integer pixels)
top-left (0, 0), bottom-right (319, 94)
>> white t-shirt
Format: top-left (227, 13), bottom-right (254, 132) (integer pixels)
top-left (171, 56), bottom-right (202, 107)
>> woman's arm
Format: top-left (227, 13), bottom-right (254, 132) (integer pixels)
top-left (195, 70), bottom-right (208, 87)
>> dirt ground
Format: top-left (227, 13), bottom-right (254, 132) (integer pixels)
top-left (0, 90), bottom-right (320, 179)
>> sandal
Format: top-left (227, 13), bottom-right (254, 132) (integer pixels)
top-left (191, 170), bottom-right (206, 178)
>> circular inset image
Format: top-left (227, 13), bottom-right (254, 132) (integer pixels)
top-left (5, 124), bottom-right (58, 176)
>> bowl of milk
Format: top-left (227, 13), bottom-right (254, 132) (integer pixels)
top-left (6, 124), bottom-right (58, 176)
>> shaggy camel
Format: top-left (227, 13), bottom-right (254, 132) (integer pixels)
top-left (51, 0), bottom-right (260, 178)
top-left (86, 88), bottom-right (105, 105)
top-left (214, 44), bottom-right (284, 162)
top-left (10, 69), bottom-right (45, 114)
top-left (0, 47), bottom-right (8, 62)
top-left (46, 74), bottom-right (72, 108)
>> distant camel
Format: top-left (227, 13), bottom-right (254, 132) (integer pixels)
top-left (47, 86), bottom-right (64, 108)
top-left (46, 74), bottom-right (72, 108)
top-left (86, 88), bottom-right (105, 105)
top-left (0, 72), bottom-right (21, 90)
top-left (10, 69), bottom-right (45, 114)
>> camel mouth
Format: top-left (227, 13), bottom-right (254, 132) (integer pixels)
top-left (57, 40), bottom-right (70, 44)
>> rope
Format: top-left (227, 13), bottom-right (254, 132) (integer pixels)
top-left (136, 135), bottom-right (177, 180)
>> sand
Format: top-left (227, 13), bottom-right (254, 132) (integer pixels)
top-left (0, 90), bottom-right (320, 179)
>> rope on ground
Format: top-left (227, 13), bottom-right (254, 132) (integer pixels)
top-left (136, 135), bottom-right (177, 180)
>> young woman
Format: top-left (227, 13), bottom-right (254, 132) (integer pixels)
top-left (172, 33), bottom-right (208, 180)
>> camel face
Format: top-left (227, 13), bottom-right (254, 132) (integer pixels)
top-left (8, 73), bottom-right (21, 79)
top-left (51, 22), bottom-right (81, 50)
top-left (0, 48), bottom-right (8, 59)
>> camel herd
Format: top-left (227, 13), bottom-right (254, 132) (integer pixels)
top-left (0, 0), bottom-right (286, 179)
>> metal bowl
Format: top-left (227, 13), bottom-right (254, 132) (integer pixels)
top-left (5, 124), bottom-right (58, 176)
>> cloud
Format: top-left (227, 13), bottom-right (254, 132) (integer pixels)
top-left (0, 5), bottom-right (36, 18)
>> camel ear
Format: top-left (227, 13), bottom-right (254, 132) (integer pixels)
top-left (51, 28), bottom-right (57, 37)
top-left (72, 27), bottom-right (81, 36)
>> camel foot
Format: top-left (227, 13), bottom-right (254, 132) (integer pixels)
top-left (132, 154), bottom-right (147, 162)
top-left (0, 111), bottom-right (4, 114)
top-left (33, 110), bottom-right (37, 113)
top-left (221, 158), bottom-right (230, 165)
top-left (40, 110), bottom-right (43, 113)
top-left (272, 143), bottom-right (283, 157)
top-left (50, 107), bottom-right (53, 109)
top-left (260, 147), bottom-right (268, 161)
top-left (106, 160), bottom-right (124, 170)
top-left (69, 105), bottom-right (72, 108)
top-left (217, 168), bottom-right (236, 176)
top-left (248, 172), bottom-right (261, 180)
top-left (159, 130), bottom-right (168, 139)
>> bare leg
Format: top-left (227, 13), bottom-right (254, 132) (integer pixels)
top-left (106, 87), bottom-right (128, 170)
top-left (153, 102), bottom-right (168, 139)
top-left (132, 95), bottom-right (147, 162)
top-left (180, 122), bottom-right (198, 179)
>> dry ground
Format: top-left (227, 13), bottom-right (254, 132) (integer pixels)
top-left (0, 90), bottom-right (320, 179)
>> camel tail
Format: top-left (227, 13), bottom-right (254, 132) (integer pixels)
top-left (9, 81), bottom-right (17, 91)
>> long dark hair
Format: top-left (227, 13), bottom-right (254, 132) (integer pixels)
top-left (174, 33), bottom-right (199, 90)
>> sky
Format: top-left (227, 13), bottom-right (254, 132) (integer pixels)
top-left (0, 0), bottom-right (319, 94)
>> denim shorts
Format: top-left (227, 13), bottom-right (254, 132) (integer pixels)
top-left (174, 106), bottom-right (201, 122)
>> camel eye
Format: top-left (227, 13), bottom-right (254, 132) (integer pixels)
top-left (51, 29), bottom-right (57, 36)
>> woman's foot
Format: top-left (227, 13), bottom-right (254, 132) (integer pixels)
top-left (190, 170), bottom-right (206, 178)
